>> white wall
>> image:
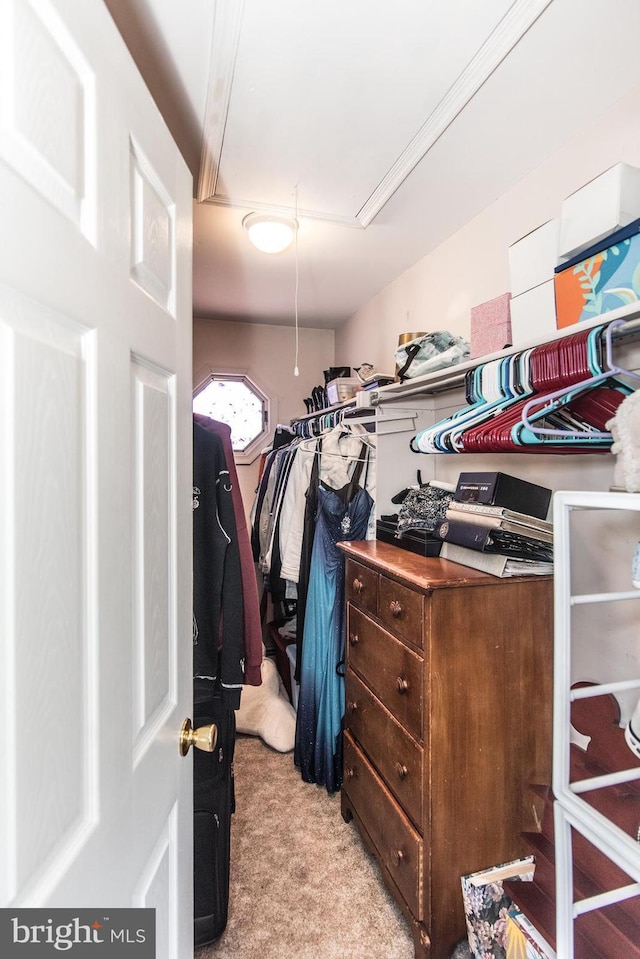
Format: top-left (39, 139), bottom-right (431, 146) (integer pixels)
top-left (193, 317), bottom-right (334, 515)
top-left (335, 83), bottom-right (640, 721)
top-left (336, 83), bottom-right (640, 373)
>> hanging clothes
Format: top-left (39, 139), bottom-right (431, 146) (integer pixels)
top-left (292, 443), bottom-right (322, 684)
top-left (193, 414), bottom-right (263, 687)
top-left (262, 443), bottom-right (300, 596)
top-left (192, 420), bottom-right (244, 707)
top-left (251, 445), bottom-right (279, 565)
top-left (251, 437), bottom-right (310, 619)
top-left (278, 443), bottom-right (316, 583)
top-left (294, 441), bottom-right (373, 793)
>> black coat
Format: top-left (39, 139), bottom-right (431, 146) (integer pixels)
top-left (192, 422), bottom-right (244, 708)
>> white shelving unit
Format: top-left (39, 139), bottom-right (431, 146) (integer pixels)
top-left (373, 302), bottom-right (640, 402)
top-left (552, 490), bottom-right (640, 958)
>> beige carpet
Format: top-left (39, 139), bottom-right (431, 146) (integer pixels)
top-left (195, 734), bottom-right (416, 959)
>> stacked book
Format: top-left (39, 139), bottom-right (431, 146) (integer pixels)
top-left (435, 471), bottom-right (553, 577)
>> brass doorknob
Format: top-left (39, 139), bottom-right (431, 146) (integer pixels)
top-left (179, 718), bottom-right (218, 756)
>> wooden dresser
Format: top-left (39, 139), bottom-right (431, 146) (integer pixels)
top-left (337, 540), bottom-right (553, 959)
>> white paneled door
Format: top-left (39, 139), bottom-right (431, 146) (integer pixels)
top-left (0, 0), bottom-right (194, 955)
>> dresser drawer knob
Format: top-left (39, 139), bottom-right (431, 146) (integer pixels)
top-left (393, 849), bottom-right (405, 865)
top-left (347, 701), bottom-right (358, 714)
top-left (395, 762), bottom-right (408, 780)
top-left (344, 766), bottom-right (356, 780)
top-left (352, 577), bottom-right (364, 595)
top-left (396, 677), bottom-right (409, 694)
top-left (389, 599), bottom-right (403, 617)
top-left (349, 632), bottom-right (359, 647)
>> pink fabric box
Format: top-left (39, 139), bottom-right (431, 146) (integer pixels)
top-left (470, 292), bottom-right (512, 359)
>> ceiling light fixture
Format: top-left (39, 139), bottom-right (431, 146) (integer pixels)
top-left (242, 213), bottom-right (297, 254)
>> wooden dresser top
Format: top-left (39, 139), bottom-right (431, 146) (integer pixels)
top-left (337, 538), bottom-right (552, 593)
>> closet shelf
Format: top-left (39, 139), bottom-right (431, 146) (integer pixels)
top-left (372, 302), bottom-right (640, 404)
top-left (388, 316), bottom-right (640, 454)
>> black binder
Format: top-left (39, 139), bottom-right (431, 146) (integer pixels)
top-left (433, 518), bottom-right (553, 562)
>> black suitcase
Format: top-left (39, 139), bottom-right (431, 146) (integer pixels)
top-left (193, 680), bottom-right (236, 947)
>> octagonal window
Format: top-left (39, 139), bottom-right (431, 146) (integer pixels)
top-left (193, 373), bottom-right (269, 458)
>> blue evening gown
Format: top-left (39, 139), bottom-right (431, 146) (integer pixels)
top-left (294, 476), bottom-right (373, 793)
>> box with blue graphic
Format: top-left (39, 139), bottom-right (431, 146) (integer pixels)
top-left (554, 217), bottom-right (640, 329)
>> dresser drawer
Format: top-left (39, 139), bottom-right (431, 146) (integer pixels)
top-left (345, 558), bottom-right (378, 616)
top-left (378, 575), bottom-right (425, 650)
top-left (345, 668), bottom-right (424, 830)
top-left (343, 732), bottom-right (424, 921)
top-left (347, 605), bottom-right (423, 743)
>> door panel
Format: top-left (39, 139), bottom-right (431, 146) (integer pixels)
top-left (1, 0), bottom-right (97, 239)
top-left (129, 140), bottom-right (176, 314)
top-left (0, 1), bottom-right (193, 955)
top-left (1, 290), bottom-right (98, 901)
top-left (131, 357), bottom-right (175, 752)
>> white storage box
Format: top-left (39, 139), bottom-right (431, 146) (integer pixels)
top-left (508, 219), bottom-right (560, 297)
top-left (509, 280), bottom-right (557, 348)
top-left (559, 162), bottom-right (640, 258)
top-left (326, 377), bottom-right (360, 405)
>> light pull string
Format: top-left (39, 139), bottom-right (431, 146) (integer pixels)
top-left (293, 185), bottom-right (300, 376)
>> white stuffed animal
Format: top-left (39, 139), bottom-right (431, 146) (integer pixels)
top-left (607, 388), bottom-right (640, 492)
top-left (236, 656), bottom-right (296, 752)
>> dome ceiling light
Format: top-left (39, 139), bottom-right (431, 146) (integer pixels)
top-left (242, 213), bottom-right (297, 254)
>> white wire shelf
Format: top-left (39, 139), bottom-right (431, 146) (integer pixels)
top-left (553, 489), bottom-right (640, 958)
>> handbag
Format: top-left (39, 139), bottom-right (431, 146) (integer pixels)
top-left (395, 331), bottom-right (470, 381)
top-left (396, 483), bottom-right (454, 535)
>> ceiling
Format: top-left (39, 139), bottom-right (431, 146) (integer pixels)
top-left (105, 0), bottom-right (640, 330)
